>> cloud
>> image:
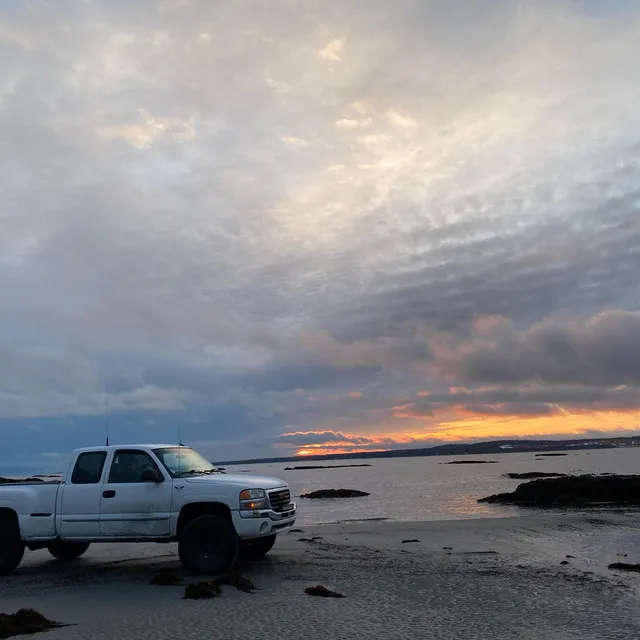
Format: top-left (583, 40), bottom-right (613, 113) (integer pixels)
top-left (273, 430), bottom-right (377, 446)
top-left (2, 0), bottom-right (640, 466)
top-left (430, 311), bottom-right (640, 386)
top-left (318, 38), bottom-right (344, 61)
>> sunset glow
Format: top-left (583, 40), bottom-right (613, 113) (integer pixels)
top-left (288, 408), bottom-right (640, 456)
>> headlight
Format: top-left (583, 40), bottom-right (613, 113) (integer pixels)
top-left (240, 488), bottom-right (269, 510)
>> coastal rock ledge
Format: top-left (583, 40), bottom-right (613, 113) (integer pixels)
top-left (479, 474), bottom-right (640, 507)
top-left (300, 489), bottom-right (370, 499)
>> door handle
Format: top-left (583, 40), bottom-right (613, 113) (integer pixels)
top-left (102, 490), bottom-right (116, 498)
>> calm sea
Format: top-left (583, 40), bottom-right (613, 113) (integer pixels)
top-left (224, 447), bottom-right (640, 525)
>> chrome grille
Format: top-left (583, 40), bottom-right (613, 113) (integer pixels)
top-left (268, 488), bottom-right (291, 512)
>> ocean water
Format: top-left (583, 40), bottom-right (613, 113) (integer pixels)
top-left (224, 447), bottom-right (640, 525)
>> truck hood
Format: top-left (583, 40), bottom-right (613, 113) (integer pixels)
top-left (184, 474), bottom-right (287, 490)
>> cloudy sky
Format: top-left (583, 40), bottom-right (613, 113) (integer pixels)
top-left (2, 0), bottom-right (640, 471)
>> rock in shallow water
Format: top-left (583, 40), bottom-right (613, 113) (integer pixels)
top-left (479, 474), bottom-right (640, 507)
top-left (608, 563), bottom-right (640, 573)
top-left (300, 489), bottom-right (370, 499)
top-left (504, 472), bottom-right (567, 479)
top-left (444, 460), bottom-right (497, 465)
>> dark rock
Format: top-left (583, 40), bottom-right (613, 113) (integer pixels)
top-left (443, 546), bottom-right (453, 550)
top-left (285, 464), bottom-right (371, 470)
top-left (504, 472), bottom-right (567, 479)
top-left (305, 585), bottom-right (346, 598)
top-left (444, 460), bottom-right (498, 465)
top-left (183, 582), bottom-right (222, 599)
top-left (150, 572), bottom-right (182, 586)
top-left (0, 609), bottom-right (63, 638)
top-left (535, 453), bottom-right (568, 457)
top-left (300, 489), bottom-right (370, 499)
top-left (402, 539), bottom-right (420, 544)
top-left (479, 474), bottom-right (640, 507)
top-left (289, 528), bottom-right (303, 533)
top-left (560, 561), bottom-right (569, 565)
top-left (566, 555), bottom-right (575, 559)
top-left (609, 563), bottom-right (640, 573)
top-left (0, 477), bottom-right (46, 485)
top-left (213, 572), bottom-right (256, 593)
top-left (298, 536), bottom-right (324, 543)
top-left (617, 553), bottom-right (628, 557)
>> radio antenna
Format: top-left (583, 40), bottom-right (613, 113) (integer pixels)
top-left (105, 390), bottom-right (110, 447)
top-left (178, 424), bottom-right (184, 447)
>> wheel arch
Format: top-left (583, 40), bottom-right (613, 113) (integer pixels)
top-left (0, 508), bottom-right (21, 535)
top-left (177, 502), bottom-right (233, 537)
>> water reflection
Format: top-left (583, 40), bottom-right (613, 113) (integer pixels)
top-left (226, 447), bottom-right (640, 525)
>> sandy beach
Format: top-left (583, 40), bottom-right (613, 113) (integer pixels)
top-left (2, 514), bottom-right (640, 639)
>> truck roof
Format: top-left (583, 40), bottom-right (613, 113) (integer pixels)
top-left (73, 444), bottom-right (184, 454)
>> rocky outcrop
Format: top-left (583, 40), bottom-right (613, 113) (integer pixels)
top-left (504, 472), bottom-right (567, 479)
top-left (0, 477), bottom-right (45, 485)
top-left (305, 585), bottom-right (346, 598)
top-left (300, 489), bottom-right (370, 499)
top-left (609, 563), bottom-right (640, 573)
top-left (183, 582), bottom-right (221, 599)
top-left (479, 474), bottom-right (640, 507)
top-left (444, 460), bottom-right (498, 465)
top-left (0, 609), bottom-right (63, 638)
top-left (213, 572), bottom-right (256, 593)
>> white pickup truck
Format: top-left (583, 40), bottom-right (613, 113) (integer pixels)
top-left (0, 444), bottom-right (296, 576)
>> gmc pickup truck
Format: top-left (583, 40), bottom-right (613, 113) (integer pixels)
top-left (0, 444), bottom-right (296, 576)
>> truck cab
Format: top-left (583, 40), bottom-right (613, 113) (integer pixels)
top-left (0, 444), bottom-right (296, 576)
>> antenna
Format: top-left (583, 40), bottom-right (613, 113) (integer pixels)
top-left (178, 424), bottom-right (184, 447)
top-left (105, 391), bottom-right (110, 447)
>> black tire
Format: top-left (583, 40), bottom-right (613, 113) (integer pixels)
top-left (0, 514), bottom-right (25, 576)
top-left (47, 540), bottom-right (90, 561)
top-left (178, 515), bottom-right (239, 575)
top-left (239, 534), bottom-right (277, 560)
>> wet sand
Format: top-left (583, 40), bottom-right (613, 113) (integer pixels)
top-left (2, 514), bottom-right (640, 639)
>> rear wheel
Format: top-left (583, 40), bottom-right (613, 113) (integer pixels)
top-left (47, 540), bottom-right (90, 561)
top-left (239, 534), bottom-right (277, 560)
top-left (178, 515), bottom-right (238, 575)
top-left (0, 514), bottom-right (25, 576)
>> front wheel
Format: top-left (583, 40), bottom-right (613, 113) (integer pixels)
top-left (47, 540), bottom-right (90, 561)
top-left (239, 534), bottom-right (277, 560)
top-left (178, 515), bottom-right (239, 575)
top-left (0, 516), bottom-right (24, 576)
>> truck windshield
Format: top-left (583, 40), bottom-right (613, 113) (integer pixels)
top-left (153, 447), bottom-right (217, 478)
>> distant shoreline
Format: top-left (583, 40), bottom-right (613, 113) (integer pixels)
top-left (215, 435), bottom-right (640, 466)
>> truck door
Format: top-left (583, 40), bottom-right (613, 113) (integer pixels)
top-left (57, 451), bottom-right (107, 539)
top-left (99, 449), bottom-right (173, 538)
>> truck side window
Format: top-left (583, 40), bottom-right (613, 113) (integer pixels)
top-left (71, 452), bottom-right (107, 484)
top-left (108, 450), bottom-right (160, 484)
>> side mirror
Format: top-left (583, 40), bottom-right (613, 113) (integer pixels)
top-left (141, 468), bottom-right (163, 483)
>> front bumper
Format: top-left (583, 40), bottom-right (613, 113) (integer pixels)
top-left (232, 503), bottom-right (296, 539)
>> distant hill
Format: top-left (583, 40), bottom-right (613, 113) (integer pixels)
top-left (214, 435), bottom-right (640, 466)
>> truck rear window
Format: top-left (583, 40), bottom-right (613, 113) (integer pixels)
top-left (71, 452), bottom-right (107, 484)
